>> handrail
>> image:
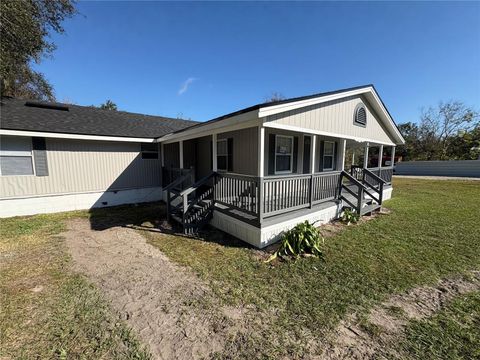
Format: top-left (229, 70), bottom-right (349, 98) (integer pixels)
top-left (340, 170), bottom-right (367, 190)
top-left (164, 173), bottom-right (190, 191)
top-left (363, 168), bottom-right (386, 185)
top-left (179, 171), bottom-right (216, 197)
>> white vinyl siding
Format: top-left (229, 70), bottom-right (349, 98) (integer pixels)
top-left (275, 135), bottom-right (293, 174)
top-left (0, 136), bottom-right (34, 176)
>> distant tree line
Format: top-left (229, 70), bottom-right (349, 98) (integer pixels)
top-left (397, 101), bottom-right (480, 161)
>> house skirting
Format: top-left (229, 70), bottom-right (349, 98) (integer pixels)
top-left (210, 186), bottom-right (393, 249)
top-left (0, 186), bottom-right (163, 218)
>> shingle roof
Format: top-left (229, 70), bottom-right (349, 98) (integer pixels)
top-left (0, 97), bottom-right (198, 138)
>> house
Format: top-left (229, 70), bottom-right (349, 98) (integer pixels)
top-left (0, 85), bottom-right (405, 248)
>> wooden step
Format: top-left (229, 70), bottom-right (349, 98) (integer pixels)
top-left (360, 203), bottom-right (381, 215)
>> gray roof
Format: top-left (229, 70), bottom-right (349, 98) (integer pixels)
top-left (0, 97), bottom-right (198, 138)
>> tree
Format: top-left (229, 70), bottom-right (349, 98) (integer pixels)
top-left (264, 92), bottom-right (286, 103)
top-left (0, 0), bottom-right (76, 101)
top-left (99, 100), bottom-right (118, 111)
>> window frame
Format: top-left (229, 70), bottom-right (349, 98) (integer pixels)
top-left (274, 135), bottom-right (294, 174)
top-left (322, 141), bottom-right (335, 171)
top-left (353, 103), bottom-right (367, 127)
top-left (0, 136), bottom-right (35, 176)
top-left (216, 139), bottom-right (228, 171)
top-left (140, 143), bottom-right (159, 160)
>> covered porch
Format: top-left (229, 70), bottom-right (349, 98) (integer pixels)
top-left (160, 125), bottom-right (396, 244)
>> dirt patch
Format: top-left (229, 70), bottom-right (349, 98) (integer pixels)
top-left (320, 271), bottom-right (480, 359)
top-left (63, 218), bottom-right (249, 360)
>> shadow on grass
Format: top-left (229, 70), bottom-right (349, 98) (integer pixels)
top-left (87, 201), bottom-right (249, 249)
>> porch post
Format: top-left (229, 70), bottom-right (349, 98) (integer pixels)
top-left (310, 135), bottom-right (316, 174)
top-left (378, 145), bottom-right (384, 169)
top-left (338, 139), bottom-right (346, 171)
top-left (363, 143), bottom-right (369, 169)
top-left (391, 146), bottom-right (396, 167)
top-left (212, 133), bottom-right (217, 171)
top-left (258, 127), bottom-right (265, 177)
top-left (179, 140), bottom-right (184, 168)
top-left (160, 143), bottom-right (165, 167)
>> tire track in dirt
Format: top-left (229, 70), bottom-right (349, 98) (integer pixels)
top-left (319, 271), bottom-right (480, 359)
top-left (63, 218), bottom-right (250, 360)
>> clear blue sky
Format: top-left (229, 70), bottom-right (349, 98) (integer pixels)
top-left (34, 1), bottom-right (480, 124)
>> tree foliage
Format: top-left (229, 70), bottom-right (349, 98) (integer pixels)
top-left (397, 101), bottom-right (479, 161)
top-left (264, 92), bottom-right (286, 103)
top-left (99, 100), bottom-right (118, 111)
top-left (0, 0), bottom-right (76, 101)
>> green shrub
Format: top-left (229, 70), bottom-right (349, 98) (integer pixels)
top-left (341, 208), bottom-right (360, 225)
top-left (266, 221), bottom-right (323, 262)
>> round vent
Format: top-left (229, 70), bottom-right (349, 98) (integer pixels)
top-left (354, 104), bottom-right (367, 125)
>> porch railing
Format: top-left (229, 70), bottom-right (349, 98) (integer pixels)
top-left (215, 173), bottom-right (259, 216)
top-left (162, 166), bottom-right (194, 191)
top-left (351, 165), bottom-right (393, 185)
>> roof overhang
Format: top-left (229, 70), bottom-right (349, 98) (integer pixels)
top-left (0, 129), bottom-right (156, 143)
top-left (258, 85), bottom-right (405, 145)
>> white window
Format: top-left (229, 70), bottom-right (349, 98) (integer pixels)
top-left (275, 135), bottom-right (293, 174)
top-left (0, 136), bottom-right (34, 176)
top-left (323, 141), bottom-right (335, 171)
top-left (141, 143), bottom-right (159, 159)
top-left (217, 139), bottom-right (228, 171)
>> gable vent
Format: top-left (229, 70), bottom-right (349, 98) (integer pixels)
top-left (354, 104), bottom-right (367, 126)
top-left (25, 101), bottom-right (69, 111)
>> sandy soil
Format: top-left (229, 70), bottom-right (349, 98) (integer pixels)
top-left (320, 271), bottom-right (480, 359)
top-left (64, 218), bottom-right (247, 360)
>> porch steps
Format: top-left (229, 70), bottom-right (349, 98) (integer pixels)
top-left (360, 203), bottom-right (381, 216)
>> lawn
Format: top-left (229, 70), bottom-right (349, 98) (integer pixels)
top-left (1, 178), bottom-right (479, 359)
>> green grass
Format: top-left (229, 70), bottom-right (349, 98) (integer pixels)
top-left (145, 178), bottom-right (480, 358)
top-left (0, 211), bottom-right (151, 359)
top-left (399, 291), bottom-right (480, 359)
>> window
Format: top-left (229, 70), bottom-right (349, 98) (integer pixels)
top-left (275, 135), bottom-right (293, 174)
top-left (141, 143), bottom-right (159, 159)
top-left (323, 141), bottom-right (335, 171)
top-left (354, 103), bottom-right (367, 126)
top-left (216, 139), bottom-right (228, 171)
top-left (0, 136), bottom-right (34, 176)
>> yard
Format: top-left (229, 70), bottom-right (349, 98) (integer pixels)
top-left (1, 178), bottom-right (479, 359)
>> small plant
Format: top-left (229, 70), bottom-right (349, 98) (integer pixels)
top-left (341, 208), bottom-right (360, 225)
top-left (266, 221), bottom-right (323, 262)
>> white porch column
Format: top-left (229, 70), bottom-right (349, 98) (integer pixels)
top-left (258, 127), bottom-right (265, 177)
top-left (338, 139), bottom-right (346, 171)
top-left (378, 145), bottom-right (384, 169)
top-left (310, 135), bottom-right (316, 174)
top-left (212, 133), bottom-right (217, 171)
top-left (179, 140), bottom-right (184, 168)
top-left (391, 146), bottom-right (396, 167)
top-left (363, 143), bottom-right (369, 168)
top-left (160, 143), bottom-right (165, 167)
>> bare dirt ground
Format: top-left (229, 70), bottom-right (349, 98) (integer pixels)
top-left (319, 271), bottom-right (480, 359)
top-left (64, 218), bottom-right (250, 360)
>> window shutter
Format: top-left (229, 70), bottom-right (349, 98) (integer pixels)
top-left (32, 137), bottom-right (48, 176)
top-left (319, 140), bottom-right (324, 171)
top-left (268, 134), bottom-right (275, 175)
top-left (227, 138), bottom-right (233, 172)
top-left (292, 136), bottom-right (298, 173)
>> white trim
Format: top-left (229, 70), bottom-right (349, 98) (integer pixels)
top-left (0, 129), bottom-right (156, 143)
top-left (258, 86), bottom-right (405, 145)
top-left (262, 122), bottom-right (396, 146)
top-left (274, 134), bottom-right (294, 174)
top-left (258, 127), bottom-right (265, 177)
top-left (323, 141), bottom-right (335, 171)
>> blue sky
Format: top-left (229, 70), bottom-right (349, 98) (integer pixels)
top-left (34, 1), bottom-right (480, 124)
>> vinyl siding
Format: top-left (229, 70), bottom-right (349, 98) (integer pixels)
top-left (266, 95), bottom-right (396, 145)
top-left (217, 127), bottom-right (258, 176)
top-left (0, 138), bottom-right (161, 198)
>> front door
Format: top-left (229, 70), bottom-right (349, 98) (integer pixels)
top-left (303, 135), bottom-right (311, 174)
